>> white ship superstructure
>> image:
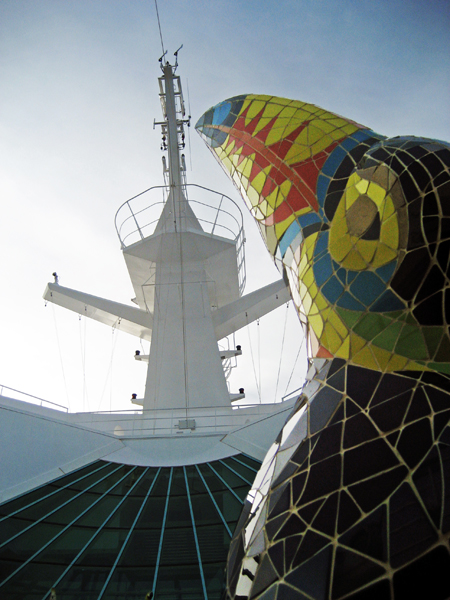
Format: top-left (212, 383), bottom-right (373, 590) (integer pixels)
top-left (0, 55), bottom-right (300, 600)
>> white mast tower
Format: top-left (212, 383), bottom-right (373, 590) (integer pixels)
top-left (44, 53), bottom-right (290, 416)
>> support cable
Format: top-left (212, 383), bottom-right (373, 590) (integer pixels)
top-left (283, 324), bottom-right (307, 398)
top-left (50, 302), bottom-right (70, 410)
top-left (257, 318), bottom-right (261, 401)
top-left (154, 0), bottom-right (166, 57)
top-left (78, 314), bottom-right (88, 411)
top-left (98, 321), bottom-right (120, 412)
top-left (245, 314), bottom-right (262, 403)
top-left (274, 303), bottom-right (289, 402)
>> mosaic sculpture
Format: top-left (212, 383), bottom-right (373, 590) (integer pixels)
top-left (196, 96), bottom-right (450, 599)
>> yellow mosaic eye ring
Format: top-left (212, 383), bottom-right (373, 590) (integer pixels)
top-left (329, 164), bottom-right (408, 271)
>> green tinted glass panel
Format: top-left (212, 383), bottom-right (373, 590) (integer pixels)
top-left (0, 455), bottom-right (259, 599)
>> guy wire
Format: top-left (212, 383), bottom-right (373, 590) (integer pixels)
top-left (154, 0), bottom-right (166, 56)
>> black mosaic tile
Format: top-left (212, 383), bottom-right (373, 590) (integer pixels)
top-left (422, 190), bottom-right (440, 215)
top-left (420, 372), bottom-right (450, 395)
top-left (426, 387), bottom-right (450, 411)
top-left (343, 439), bottom-right (399, 487)
top-left (311, 492), bottom-right (339, 537)
top-left (389, 483), bottom-right (438, 568)
top-left (326, 369), bottom-right (346, 392)
top-left (434, 170), bottom-right (450, 187)
top-left (336, 491), bottom-right (362, 535)
top-left (310, 422), bottom-right (342, 464)
top-left (369, 392), bottom-right (411, 432)
top-left (332, 547), bottom-right (385, 599)
top-left (250, 554), bottom-right (279, 598)
top-left (408, 145), bottom-right (429, 160)
top-left (438, 182), bottom-right (450, 209)
top-left (386, 431), bottom-right (401, 446)
top-left (392, 545), bottom-right (450, 600)
top-left (433, 409), bottom-right (450, 439)
top-left (268, 541), bottom-right (285, 576)
top-left (291, 530), bottom-right (330, 568)
top-left (266, 513), bottom-right (291, 541)
top-left (437, 240), bottom-right (450, 273)
top-left (285, 534), bottom-right (303, 571)
top-left (309, 387), bottom-right (343, 434)
top-left (291, 471), bottom-right (307, 504)
top-left (438, 443), bottom-right (450, 533)
top-left (346, 366), bottom-right (381, 409)
top-left (343, 412), bottom-right (379, 449)
top-left (436, 148), bottom-right (450, 165)
top-left (285, 545), bottom-right (332, 600)
top-left (257, 585), bottom-right (278, 600)
top-left (422, 153), bottom-right (445, 178)
top-left (392, 248), bottom-right (429, 300)
top-left (327, 359), bottom-right (346, 379)
top-left (415, 265), bottom-right (446, 303)
top-left (291, 440), bottom-right (310, 467)
top-left (272, 460), bottom-right (303, 489)
top-left (348, 466), bottom-right (408, 513)
top-left (296, 498), bottom-right (325, 525)
top-left (328, 403), bottom-right (345, 425)
top-left (300, 454), bottom-right (341, 504)
top-left (408, 161), bottom-right (431, 191)
top-left (275, 583), bottom-right (310, 600)
top-left (274, 514), bottom-right (306, 541)
top-left (339, 504), bottom-right (387, 562)
top-left (345, 398), bottom-right (361, 418)
top-left (404, 386), bottom-right (431, 423)
top-left (343, 578), bottom-right (391, 600)
top-left (412, 445), bottom-right (442, 528)
top-left (413, 292), bottom-right (444, 326)
top-left (369, 374), bottom-right (416, 407)
top-left (396, 418), bottom-right (433, 468)
top-left (439, 425), bottom-right (450, 446)
top-left (269, 483), bottom-right (291, 518)
top-left (399, 170), bottom-right (420, 201)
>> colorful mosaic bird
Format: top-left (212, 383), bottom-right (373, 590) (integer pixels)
top-left (196, 95), bottom-right (450, 374)
top-left (197, 96), bottom-right (450, 600)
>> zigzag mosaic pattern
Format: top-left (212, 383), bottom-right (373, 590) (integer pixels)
top-left (196, 97), bottom-right (450, 374)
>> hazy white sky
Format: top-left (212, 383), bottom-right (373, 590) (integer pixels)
top-left (0, 0), bottom-right (449, 412)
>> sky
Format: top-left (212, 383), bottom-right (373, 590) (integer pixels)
top-left (0, 0), bottom-right (449, 413)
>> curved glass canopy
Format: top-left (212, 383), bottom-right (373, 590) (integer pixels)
top-left (0, 454), bottom-right (260, 600)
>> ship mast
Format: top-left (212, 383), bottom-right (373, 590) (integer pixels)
top-left (154, 50), bottom-right (191, 229)
top-left (43, 52), bottom-right (291, 414)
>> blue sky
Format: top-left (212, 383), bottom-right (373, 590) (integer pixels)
top-left (0, 0), bottom-right (448, 411)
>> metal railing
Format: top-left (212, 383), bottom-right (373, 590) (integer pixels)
top-left (0, 385), bottom-right (68, 412)
top-left (71, 400), bottom-right (297, 438)
top-left (115, 183), bottom-right (246, 294)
